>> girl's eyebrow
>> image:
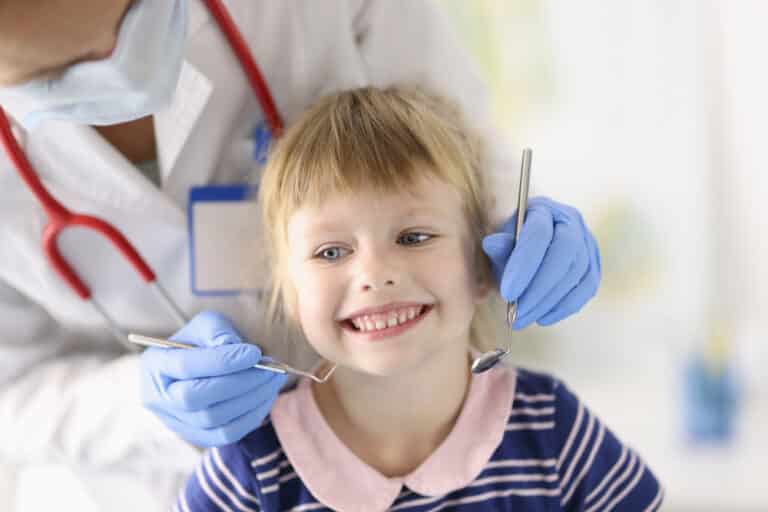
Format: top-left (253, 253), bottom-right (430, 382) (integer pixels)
top-left (304, 212), bottom-right (439, 233)
top-left (401, 206), bottom-right (443, 217)
top-left (301, 220), bottom-right (347, 233)
top-left (304, 205), bottom-right (445, 229)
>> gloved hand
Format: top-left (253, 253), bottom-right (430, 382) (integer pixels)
top-left (482, 196), bottom-right (601, 329)
top-left (140, 310), bottom-right (288, 447)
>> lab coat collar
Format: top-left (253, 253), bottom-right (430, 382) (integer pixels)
top-left (270, 355), bottom-right (517, 511)
top-left (153, 61), bottom-right (213, 185)
top-left (4, 1), bottom-right (214, 225)
top-left (153, 1), bottom-right (214, 185)
top-left (22, 120), bottom-right (186, 226)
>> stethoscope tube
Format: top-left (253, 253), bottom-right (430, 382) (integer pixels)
top-left (0, 0), bottom-right (282, 346)
top-left (202, 0), bottom-right (283, 136)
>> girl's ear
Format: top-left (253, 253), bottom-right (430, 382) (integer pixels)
top-left (473, 240), bottom-right (495, 304)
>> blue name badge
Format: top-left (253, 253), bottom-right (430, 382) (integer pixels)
top-left (188, 185), bottom-right (267, 296)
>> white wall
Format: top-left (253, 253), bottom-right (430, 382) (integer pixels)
top-left (443, 1), bottom-right (768, 509)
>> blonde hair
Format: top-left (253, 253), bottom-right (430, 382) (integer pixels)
top-left (258, 86), bottom-right (499, 350)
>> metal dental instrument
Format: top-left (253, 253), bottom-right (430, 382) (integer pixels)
top-left (471, 147), bottom-right (532, 374)
top-left (128, 333), bottom-right (337, 383)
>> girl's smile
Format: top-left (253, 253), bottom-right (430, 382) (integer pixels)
top-left (339, 303), bottom-right (435, 341)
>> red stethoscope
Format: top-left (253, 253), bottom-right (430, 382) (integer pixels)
top-left (0, 0), bottom-right (283, 346)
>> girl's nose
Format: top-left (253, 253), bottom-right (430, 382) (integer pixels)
top-left (356, 250), bottom-right (400, 292)
top-left (361, 278), bottom-right (396, 292)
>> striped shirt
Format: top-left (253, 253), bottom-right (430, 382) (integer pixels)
top-left (176, 367), bottom-right (663, 511)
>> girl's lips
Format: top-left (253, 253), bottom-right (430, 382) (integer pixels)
top-left (340, 305), bottom-right (433, 341)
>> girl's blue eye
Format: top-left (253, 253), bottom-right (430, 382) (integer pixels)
top-left (316, 246), bottom-right (349, 261)
top-left (398, 232), bottom-right (432, 245)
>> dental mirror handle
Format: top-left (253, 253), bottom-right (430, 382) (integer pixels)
top-left (506, 148), bottom-right (531, 328)
top-left (471, 147), bottom-right (532, 374)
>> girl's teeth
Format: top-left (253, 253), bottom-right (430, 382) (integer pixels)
top-left (350, 306), bottom-right (427, 332)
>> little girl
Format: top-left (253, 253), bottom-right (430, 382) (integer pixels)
top-left (176, 86), bottom-right (663, 511)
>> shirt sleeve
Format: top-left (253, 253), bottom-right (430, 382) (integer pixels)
top-left (176, 444), bottom-right (264, 512)
top-left (552, 380), bottom-right (664, 511)
top-left (0, 275), bottom-right (200, 475)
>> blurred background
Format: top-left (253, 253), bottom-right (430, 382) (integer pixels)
top-left (2, 1), bottom-right (764, 511)
top-left (440, 0), bottom-right (767, 510)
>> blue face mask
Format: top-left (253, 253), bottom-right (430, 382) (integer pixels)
top-left (0, 0), bottom-right (188, 128)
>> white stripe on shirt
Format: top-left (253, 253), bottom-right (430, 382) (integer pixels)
top-left (391, 485), bottom-right (562, 512)
top-left (515, 392), bottom-right (555, 402)
top-left (604, 461), bottom-right (646, 511)
top-left (261, 471), bottom-right (299, 495)
top-left (585, 451), bottom-right (637, 512)
top-left (585, 445), bottom-right (628, 504)
top-left (256, 467), bottom-right (280, 480)
top-left (423, 487), bottom-right (561, 512)
top-left (557, 401), bottom-right (584, 471)
top-left (179, 491), bottom-right (192, 512)
top-left (289, 501), bottom-right (328, 511)
top-left (506, 421), bottom-right (555, 431)
top-left (203, 452), bottom-right (259, 512)
top-left (390, 465), bottom-right (559, 512)
top-left (473, 473), bottom-right (558, 486)
top-left (210, 448), bottom-right (262, 508)
top-left (485, 458), bottom-right (556, 469)
top-left (508, 406), bottom-right (555, 416)
top-left (196, 464), bottom-right (234, 512)
top-left (644, 486), bottom-right (664, 512)
top-left (559, 408), bottom-right (596, 494)
top-left (256, 459), bottom-right (291, 480)
top-left (251, 448), bottom-right (283, 467)
top-left (561, 422), bottom-right (606, 506)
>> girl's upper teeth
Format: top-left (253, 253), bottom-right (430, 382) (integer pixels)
top-left (350, 305), bottom-right (424, 332)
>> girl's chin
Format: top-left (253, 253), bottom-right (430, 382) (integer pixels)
top-left (331, 351), bottom-right (432, 379)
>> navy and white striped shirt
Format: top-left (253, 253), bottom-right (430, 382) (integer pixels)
top-left (176, 367), bottom-right (663, 511)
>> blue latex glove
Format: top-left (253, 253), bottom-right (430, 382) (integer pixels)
top-left (140, 310), bottom-right (288, 447)
top-left (482, 196), bottom-right (601, 329)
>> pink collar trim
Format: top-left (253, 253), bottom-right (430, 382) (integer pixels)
top-left (270, 360), bottom-right (517, 511)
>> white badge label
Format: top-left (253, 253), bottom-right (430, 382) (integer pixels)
top-left (188, 185), bottom-right (268, 295)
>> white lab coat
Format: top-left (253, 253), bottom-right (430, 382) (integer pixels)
top-left (0, 1), bottom-right (517, 510)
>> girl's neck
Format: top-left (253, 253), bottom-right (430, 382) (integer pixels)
top-left (312, 344), bottom-right (472, 477)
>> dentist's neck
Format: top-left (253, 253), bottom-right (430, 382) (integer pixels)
top-left (312, 343), bottom-right (472, 477)
top-left (93, 115), bottom-right (156, 164)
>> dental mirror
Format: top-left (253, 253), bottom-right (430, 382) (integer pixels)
top-left (471, 148), bottom-right (531, 374)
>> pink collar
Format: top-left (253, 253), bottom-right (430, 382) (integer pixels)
top-left (270, 361), bottom-right (517, 511)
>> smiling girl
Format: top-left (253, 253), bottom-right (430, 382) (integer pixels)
top-left (176, 86), bottom-right (662, 511)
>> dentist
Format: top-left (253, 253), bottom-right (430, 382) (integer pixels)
top-left (0, 0), bottom-right (600, 510)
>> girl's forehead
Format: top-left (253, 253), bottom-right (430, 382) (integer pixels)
top-left (284, 181), bottom-right (468, 243)
top-left (289, 175), bottom-right (463, 222)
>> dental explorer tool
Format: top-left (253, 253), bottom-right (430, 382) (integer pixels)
top-left (127, 333), bottom-right (336, 383)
